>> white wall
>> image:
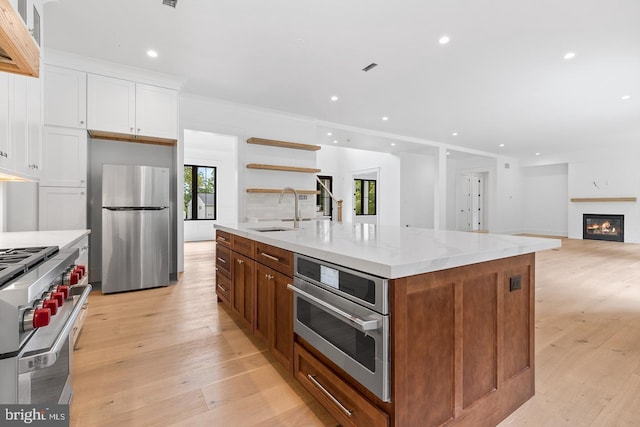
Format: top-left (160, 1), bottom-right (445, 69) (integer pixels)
top-left (317, 145), bottom-right (401, 226)
top-left (567, 144), bottom-right (640, 242)
top-left (522, 164), bottom-right (568, 236)
top-left (399, 152), bottom-right (436, 228)
top-left (183, 130), bottom-right (237, 242)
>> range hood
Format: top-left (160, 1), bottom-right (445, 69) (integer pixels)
top-left (0, 0), bottom-right (40, 77)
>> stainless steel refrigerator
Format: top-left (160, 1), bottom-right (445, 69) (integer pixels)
top-left (101, 164), bottom-right (170, 294)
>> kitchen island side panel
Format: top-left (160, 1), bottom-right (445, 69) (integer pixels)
top-left (391, 253), bottom-right (535, 427)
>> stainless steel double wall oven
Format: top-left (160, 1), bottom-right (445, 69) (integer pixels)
top-left (289, 253), bottom-right (390, 402)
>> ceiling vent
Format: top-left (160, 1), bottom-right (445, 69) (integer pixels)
top-left (163, 0), bottom-right (178, 7)
top-left (362, 63), bottom-right (378, 72)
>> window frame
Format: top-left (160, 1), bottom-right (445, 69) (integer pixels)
top-left (354, 178), bottom-right (377, 216)
top-left (184, 164), bottom-right (217, 221)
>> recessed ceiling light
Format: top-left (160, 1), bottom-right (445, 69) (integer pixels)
top-left (438, 35), bottom-right (450, 45)
top-left (330, 95), bottom-right (339, 102)
top-left (446, 151), bottom-right (451, 155)
top-left (535, 152), bottom-right (541, 156)
top-left (146, 49), bottom-right (158, 58)
top-left (499, 143), bottom-right (505, 147)
top-left (451, 132), bottom-right (458, 136)
top-left (333, 140), bottom-right (338, 144)
top-left (563, 51), bottom-right (576, 60)
top-left (391, 143), bottom-right (396, 146)
top-left (621, 95), bottom-right (632, 100)
top-left (382, 116), bottom-right (389, 121)
top-left (327, 132), bottom-right (332, 136)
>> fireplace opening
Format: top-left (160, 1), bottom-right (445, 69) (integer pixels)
top-left (583, 214), bottom-right (624, 242)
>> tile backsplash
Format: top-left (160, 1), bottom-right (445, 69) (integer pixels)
top-left (245, 193), bottom-right (319, 221)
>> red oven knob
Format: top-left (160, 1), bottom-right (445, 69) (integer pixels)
top-left (51, 291), bottom-right (65, 307)
top-left (63, 271), bottom-right (79, 286)
top-left (22, 308), bottom-right (51, 331)
top-left (43, 299), bottom-right (58, 315)
top-left (56, 285), bottom-right (70, 300)
top-left (77, 265), bottom-right (86, 276)
top-left (32, 308), bottom-right (51, 328)
top-left (74, 268), bottom-right (84, 279)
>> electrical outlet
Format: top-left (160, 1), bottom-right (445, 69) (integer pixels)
top-left (509, 275), bottom-right (522, 292)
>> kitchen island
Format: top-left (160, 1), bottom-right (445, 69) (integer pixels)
top-left (214, 221), bottom-right (560, 427)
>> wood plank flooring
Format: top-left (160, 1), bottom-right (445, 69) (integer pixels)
top-left (70, 238), bottom-right (640, 426)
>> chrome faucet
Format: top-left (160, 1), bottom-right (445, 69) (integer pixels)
top-left (279, 187), bottom-right (300, 228)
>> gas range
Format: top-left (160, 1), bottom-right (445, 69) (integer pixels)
top-left (0, 245), bottom-right (90, 404)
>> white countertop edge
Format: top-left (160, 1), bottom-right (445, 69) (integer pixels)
top-left (214, 223), bottom-right (561, 279)
top-left (0, 230), bottom-right (91, 250)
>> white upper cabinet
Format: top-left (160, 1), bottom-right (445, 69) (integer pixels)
top-left (87, 74), bottom-right (177, 140)
top-left (8, 74), bottom-right (29, 175)
top-left (26, 73), bottom-right (42, 175)
top-left (135, 83), bottom-right (178, 140)
top-left (44, 65), bottom-right (87, 128)
top-left (0, 73), bottom-right (10, 171)
top-left (40, 125), bottom-right (87, 187)
top-left (87, 74), bottom-right (135, 135)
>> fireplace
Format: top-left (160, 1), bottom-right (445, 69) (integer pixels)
top-left (583, 214), bottom-right (624, 242)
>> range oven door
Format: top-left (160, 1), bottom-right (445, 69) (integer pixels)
top-left (17, 285), bottom-right (92, 404)
top-left (289, 277), bottom-right (390, 402)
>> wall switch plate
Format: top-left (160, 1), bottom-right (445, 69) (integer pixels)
top-left (510, 275), bottom-right (522, 292)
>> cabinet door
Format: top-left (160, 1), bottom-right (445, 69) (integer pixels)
top-left (271, 268), bottom-right (293, 371)
top-left (135, 84), bottom-right (177, 139)
top-left (87, 74), bottom-right (135, 135)
top-left (38, 186), bottom-right (87, 230)
top-left (232, 252), bottom-right (255, 328)
top-left (44, 65), bottom-right (87, 128)
top-left (254, 263), bottom-right (271, 344)
top-left (40, 126), bottom-right (87, 187)
top-left (26, 74), bottom-right (41, 175)
top-left (0, 73), bottom-right (10, 171)
top-left (9, 74), bottom-right (29, 175)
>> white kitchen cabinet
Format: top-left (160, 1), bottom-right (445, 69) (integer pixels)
top-left (44, 65), bottom-right (87, 128)
top-left (0, 73), bottom-right (10, 171)
top-left (38, 186), bottom-right (86, 230)
top-left (87, 74), bottom-right (136, 135)
top-left (40, 126), bottom-right (87, 187)
top-left (135, 83), bottom-right (178, 139)
top-left (8, 74), bottom-right (29, 175)
top-left (87, 74), bottom-right (177, 140)
top-left (26, 73), bottom-right (42, 175)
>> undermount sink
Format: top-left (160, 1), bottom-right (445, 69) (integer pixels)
top-left (249, 227), bottom-right (294, 232)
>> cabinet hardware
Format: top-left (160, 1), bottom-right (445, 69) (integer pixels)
top-left (130, 127), bottom-right (134, 132)
top-left (217, 284), bottom-right (228, 292)
top-left (265, 274), bottom-right (274, 280)
top-left (217, 257), bottom-right (227, 264)
top-left (260, 252), bottom-right (280, 262)
top-left (307, 374), bottom-right (353, 418)
top-left (217, 236), bottom-right (227, 242)
top-left (237, 259), bottom-right (244, 264)
top-left (80, 121), bottom-right (84, 125)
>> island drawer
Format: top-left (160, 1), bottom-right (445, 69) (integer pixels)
top-left (216, 245), bottom-right (232, 278)
top-left (255, 242), bottom-right (293, 277)
top-left (215, 271), bottom-right (231, 304)
top-left (232, 234), bottom-right (255, 257)
top-left (215, 230), bottom-right (232, 248)
top-left (294, 343), bottom-right (389, 427)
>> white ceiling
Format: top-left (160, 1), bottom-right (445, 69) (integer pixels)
top-left (43, 0), bottom-right (640, 159)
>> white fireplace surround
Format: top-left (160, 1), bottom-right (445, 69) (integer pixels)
top-left (569, 201), bottom-right (639, 243)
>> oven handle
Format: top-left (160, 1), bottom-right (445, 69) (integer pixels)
top-left (287, 284), bottom-right (379, 332)
top-left (19, 284), bottom-right (92, 374)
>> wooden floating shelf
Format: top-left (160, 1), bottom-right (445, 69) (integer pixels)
top-left (570, 197), bottom-right (637, 203)
top-left (246, 163), bottom-right (321, 174)
top-left (88, 130), bottom-right (177, 146)
top-left (246, 188), bottom-right (320, 195)
top-left (247, 137), bottom-right (321, 151)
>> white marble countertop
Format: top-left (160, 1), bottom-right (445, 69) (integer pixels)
top-left (215, 221), bottom-right (561, 279)
top-left (0, 230), bottom-right (91, 250)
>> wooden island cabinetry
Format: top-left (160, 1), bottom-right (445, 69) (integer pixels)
top-left (215, 230), bottom-right (294, 371)
top-left (214, 225), bottom-right (554, 427)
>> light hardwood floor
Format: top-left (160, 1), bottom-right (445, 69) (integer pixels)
top-left (70, 238), bottom-right (640, 426)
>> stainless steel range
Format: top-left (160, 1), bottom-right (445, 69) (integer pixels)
top-left (0, 246), bottom-right (90, 404)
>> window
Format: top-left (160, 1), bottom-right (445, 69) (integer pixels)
top-left (354, 179), bottom-right (376, 215)
top-left (316, 175), bottom-right (333, 219)
top-left (184, 165), bottom-right (216, 220)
